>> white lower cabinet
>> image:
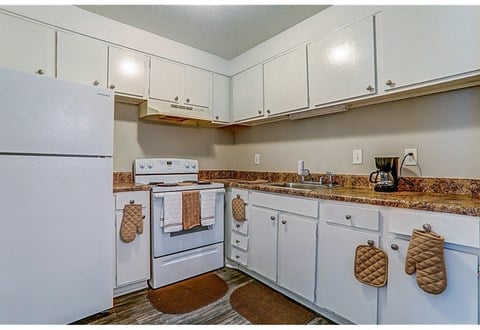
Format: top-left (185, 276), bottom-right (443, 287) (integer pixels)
top-left (317, 202), bottom-right (381, 324)
top-left (248, 192), bottom-right (319, 302)
top-left (114, 190), bottom-right (150, 297)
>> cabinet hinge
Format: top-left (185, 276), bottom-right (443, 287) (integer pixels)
top-left (478, 264), bottom-right (480, 277)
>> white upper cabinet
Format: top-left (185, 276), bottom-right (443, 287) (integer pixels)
top-left (56, 31), bottom-right (108, 88)
top-left (308, 16), bottom-right (376, 106)
top-left (212, 74), bottom-right (230, 123)
top-left (184, 66), bottom-right (212, 108)
top-left (150, 58), bottom-right (212, 109)
top-left (232, 64), bottom-right (264, 122)
top-left (108, 46), bottom-right (148, 98)
top-left (150, 58), bottom-right (184, 103)
top-left (382, 6), bottom-right (480, 91)
top-left (0, 13), bottom-right (55, 77)
top-left (264, 46), bottom-right (309, 116)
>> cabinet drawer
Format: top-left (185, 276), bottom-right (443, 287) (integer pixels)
top-left (322, 202), bottom-right (380, 231)
top-left (115, 191), bottom-right (149, 210)
top-left (251, 191), bottom-right (318, 218)
top-left (232, 219), bottom-right (249, 235)
top-left (230, 247), bottom-right (248, 266)
top-left (232, 188), bottom-right (249, 204)
top-left (389, 209), bottom-right (480, 248)
top-left (231, 231), bottom-right (249, 251)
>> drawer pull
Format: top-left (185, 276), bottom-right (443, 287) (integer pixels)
top-left (391, 244), bottom-right (399, 250)
top-left (367, 240), bottom-right (374, 247)
top-left (281, 220), bottom-right (287, 224)
top-left (129, 200), bottom-right (135, 204)
top-left (422, 223), bottom-right (432, 232)
top-left (236, 194), bottom-right (240, 198)
top-left (235, 239), bottom-right (240, 243)
top-left (270, 216), bottom-right (276, 221)
top-left (142, 215), bottom-right (146, 219)
top-left (345, 214), bottom-right (352, 220)
top-left (235, 224), bottom-right (241, 228)
top-left (235, 255), bottom-right (240, 259)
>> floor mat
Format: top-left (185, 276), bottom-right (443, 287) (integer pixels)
top-left (147, 272), bottom-right (228, 314)
top-left (229, 281), bottom-right (315, 324)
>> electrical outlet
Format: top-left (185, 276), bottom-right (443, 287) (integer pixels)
top-left (404, 148), bottom-right (418, 166)
top-left (254, 154), bottom-right (260, 165)
top-left (353, 149), bottom-right (363, 165)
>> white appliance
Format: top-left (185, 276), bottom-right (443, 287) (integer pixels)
top-left (134, 158), bottom-right (225, 289)
top-left (0, 67), bottom-right (114, 324)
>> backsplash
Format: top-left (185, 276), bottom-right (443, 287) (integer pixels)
top-left (114, 170), bottom-right (480, 196)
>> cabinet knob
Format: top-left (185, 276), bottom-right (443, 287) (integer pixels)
top-left (174, 96), bottom-right (179, 101)
top-left (367, 240), bottom-right (374, 246)
top-left (142, 215), bottom-right (146, 219)
top-left (35, 69), bottom-right (44, 75)
top-left (235, 255), bottom-right (240, 259)
top-left (129, 200), bottom-right (135, 204)
top-left (258, 110), bottom-right (262, 114)
top-left (235, 239), bottom-right (240, 243)
top-left (281, 220), bottom-right (287, 224)
top-left (270, 216), bottom-right (276, 221)
top-left (186, 98), bottom-right (190, 103)
top-left (93, 80), bottom-right (100, 86)
top-left (366, 84), bottom-right (374, 92)
top-left (345, 214), bottom-right (352, 220)
top-left (266, 109), bottom-right (271, 114)
top-left (235, 224), bottom-right (240, 228)
top-left (109, 84), bottom-right (116, 89)
top-left (385, 80), bottom-right (395, 87)
top-left (215, 115), bottom-right (219, 120)
top-left (391, 244), bottom-right (399, 250)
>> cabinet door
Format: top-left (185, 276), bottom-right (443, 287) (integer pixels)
top-left (381, 237), bottom-right (478, 324)
top-left (278, 214), bottom-right (316, 301)
top-left (115, 206), bottom-right (150, 287)
top-left (0, 13), bottom-right (55, 77)
top-left (57, 31), bottom-right (108, 88)
top-left (149, 58), bottom-right (184, 103)
top-left (317, 224), bottom-right (379, 324)
top-left (308, 16), bottom-right (376, 106)
top-left (108, 46), bottom-right (148, 97)
top-left (382, 6), bottom-right (480, 91)
top-left (264, 46), bottom-right (308, 115)
top-left (248, 206), bottom-right (278, 281)
top-left (184, 66), bottom-right (212, 108)
top-left (232, 64), bottom-right (264, 122)
top-left (212, 74), bottom-right (230, 123)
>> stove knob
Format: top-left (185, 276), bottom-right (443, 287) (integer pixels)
top-left (139, 162), bottom-right (145, 170)
top-left (147, 162), bottom-right (153, 169)
top-left (191, 163), bottom-right (197, 169)
top-left (185, 163), bottom-right (190, 169)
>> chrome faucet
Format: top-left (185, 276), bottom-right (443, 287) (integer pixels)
top-left (326, 171), bottom-right (334, 187)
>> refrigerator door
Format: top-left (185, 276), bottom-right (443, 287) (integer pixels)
top-left (0, 155), bottom-right (114, 324)
top-left (0, 67), bottom-right (113, 156)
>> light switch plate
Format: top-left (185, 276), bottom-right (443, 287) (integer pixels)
top-left (254, 154), bottom-right (260, 165)
top-left (353, 149), bottom-right (363, 165)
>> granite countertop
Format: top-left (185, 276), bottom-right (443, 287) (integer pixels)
top-left (214, 179), bottom-right (480, 217)
top-left (113, 182), bottom-right (151, 193)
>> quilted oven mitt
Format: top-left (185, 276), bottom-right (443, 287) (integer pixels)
top-left (232, 196), bottom-right (246, 222)
top-left (120, 204), bottom-right (144, 243)
top-left (405, 229), bottom-right (447, 295)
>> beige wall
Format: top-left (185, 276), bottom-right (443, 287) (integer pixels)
top-left (233, 87), bottom-right (480, 179)
top-left (113, 103), bottom-right (235, 172)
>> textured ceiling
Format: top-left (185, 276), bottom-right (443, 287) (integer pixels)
top-left (77, 5), bottom-right (329, 59)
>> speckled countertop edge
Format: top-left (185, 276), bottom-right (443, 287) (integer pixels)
top-left (214, 179), bottom-right (480, 217)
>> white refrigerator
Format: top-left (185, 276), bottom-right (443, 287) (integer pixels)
top-left (0, 67), bottom-right (114, 324)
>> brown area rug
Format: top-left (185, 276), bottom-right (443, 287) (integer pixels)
top-left (147, 272), bottom-right (228, 314)
top-left (230, 282), bottom-right (315, 324)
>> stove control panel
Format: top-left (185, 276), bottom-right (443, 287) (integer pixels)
top-left (134, 158), bottom-right (199, 175)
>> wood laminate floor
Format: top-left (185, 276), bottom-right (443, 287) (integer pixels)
top-left (75, 267), bottom-right (334, 325)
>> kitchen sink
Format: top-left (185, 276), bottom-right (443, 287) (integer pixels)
top-left (266, 182), bottom-right (339, 190)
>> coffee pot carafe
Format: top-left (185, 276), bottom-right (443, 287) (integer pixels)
top-left (369, 157), bottom-right (399, 192)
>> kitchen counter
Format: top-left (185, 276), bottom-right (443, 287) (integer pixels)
top-left (215, 179), bottom-right (480, 217)
top-left (113, 182), bottom-right (151, 193)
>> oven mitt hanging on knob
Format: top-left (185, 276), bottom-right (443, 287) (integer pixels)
top-left (120, 203), bottom-right (144, 243)
top-left (405, 229), bottom-right (447, 295)
top-left (232, 195), bottom-right (246, 222)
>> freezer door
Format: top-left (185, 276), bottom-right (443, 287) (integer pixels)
top-left (0, 67), bottom-right (113, 156)
top-left (0, 155), bottom-right (114, 324)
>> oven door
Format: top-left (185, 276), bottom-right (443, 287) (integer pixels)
top-left (151, 188), bottom-right (225, 258)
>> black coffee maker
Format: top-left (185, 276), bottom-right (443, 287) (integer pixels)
top-left (369, 157), bottom-right (399, 192)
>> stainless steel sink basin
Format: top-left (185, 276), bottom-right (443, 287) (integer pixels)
top-left (266, 182), bottom-right (339, 190)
